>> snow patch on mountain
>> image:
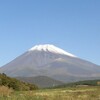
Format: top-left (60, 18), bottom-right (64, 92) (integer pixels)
top-left (28, 44), bottom-right (76, 57)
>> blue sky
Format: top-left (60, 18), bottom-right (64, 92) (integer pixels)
top-left (0, 0), bottom-right (100, 66)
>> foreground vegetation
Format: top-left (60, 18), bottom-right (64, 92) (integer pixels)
top-left (0, 86), bottom-right (100, 100)
top-left (0, 74), bottom-right (100, 99)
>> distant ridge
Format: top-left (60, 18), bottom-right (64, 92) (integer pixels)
top-left (54, 79), bottom-right (100, 88)
top-left (16, 76), bottom-right (64, 88)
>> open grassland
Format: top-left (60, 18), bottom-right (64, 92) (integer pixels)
top-left (0, 86), bottom-right (100, 100)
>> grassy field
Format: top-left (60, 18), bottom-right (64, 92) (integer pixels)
top-left (0, 86), bottom-right (100, 100)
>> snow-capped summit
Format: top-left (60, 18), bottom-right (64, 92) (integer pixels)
top-left (29, 44), bottom-right (76, 57)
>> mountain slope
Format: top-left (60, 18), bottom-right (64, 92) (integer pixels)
top-left (0, 44), bottom-right (100, 83)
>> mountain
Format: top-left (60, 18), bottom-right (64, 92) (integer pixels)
top-left (16, 76), bottom-right (64, 88)
top-left (0, 44), bottom-right (100, 84)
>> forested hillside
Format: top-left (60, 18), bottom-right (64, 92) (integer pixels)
top-left (54, 79), bottom-right (100, 88)
top-left (0, 73), bottom-right (38, 91)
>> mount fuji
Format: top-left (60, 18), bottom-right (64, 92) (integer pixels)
top-left (0, 44), bottom-right (100, 86)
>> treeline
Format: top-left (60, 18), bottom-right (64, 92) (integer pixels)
top-left (54, 79), bottom-right (100, 88)
top-left (0, 73), bottom-right (38, 91)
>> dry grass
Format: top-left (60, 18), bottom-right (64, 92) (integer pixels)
top-left (0, 86), bottom-right (13, 96)
top-left (0, 86), bottom-right (100, 100)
